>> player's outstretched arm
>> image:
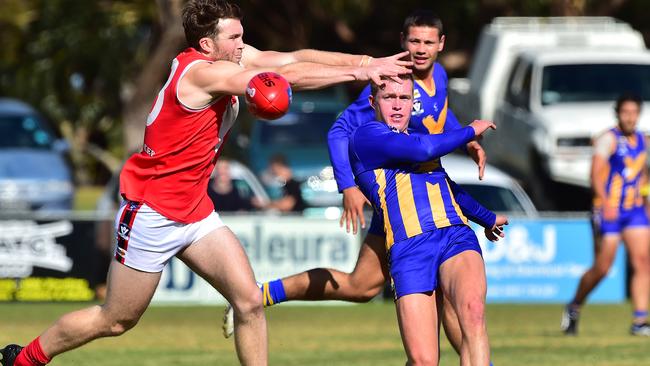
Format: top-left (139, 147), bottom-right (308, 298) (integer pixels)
top-left (466, 140), bottom-right (487, 180)
top-left (328, 87), bottom-right (375, 234)
top-left (485, 214), bottom-right (508, 242)
top-left (242, 44), bottom-right (412, 70)
top-left (185, 58), bottom-right (410, 98)
top-left (339, 187), bottom-right (370, 234)
top-left (353, 125), bottom-right (478, 170)
top-left (329, 117), bottom-right (370, 234)
top-left (447, 178), bottom-right (495, 228)
top-left (447, 175), bottom-right (507, 241)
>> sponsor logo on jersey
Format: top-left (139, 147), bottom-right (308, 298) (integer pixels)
top-left (413, 89), bottom-right (421, 99)
top-left (118, 223), bottom-right (131, 241)
top-left (412, 99), bottom-right (423, 116)
top-left (143, 143), bottom-right (155, 157)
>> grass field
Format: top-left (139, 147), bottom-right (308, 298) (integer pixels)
top-left (1, 302), bottom-right (648, 365)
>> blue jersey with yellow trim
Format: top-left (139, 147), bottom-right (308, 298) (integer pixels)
top-left (596, 128), bottom-right (647, 211)
top-left (349, 121), bottom-right (476, 249)
top-left (328, 63), bottom-right (462, 192)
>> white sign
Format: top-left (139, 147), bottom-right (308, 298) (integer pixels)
top-left (0, 220), bottom-right (74, 278)
top-left (152, 216), bottom-right (359, 304)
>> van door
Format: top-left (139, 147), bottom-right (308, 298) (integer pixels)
top-left (496, 58), bottom-right (535, 177)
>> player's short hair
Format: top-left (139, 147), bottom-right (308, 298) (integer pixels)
top-left (370, 74), bottom-right (414, 98)
top-left (402, 9), bottom-right (444, 37)
top-left (615, 93), bottom-right (643, 113)
top-left (269, 154), bottom-right (288, 167)
top-left (182, 0), bottom-right (242, 50)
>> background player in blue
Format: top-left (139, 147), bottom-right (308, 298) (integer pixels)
top-left (562, 94), bottom-right (650, 336)
top-left (222, 10), bottom-right (503, 359)
top-left (349, 74), bottom-right (498, 365)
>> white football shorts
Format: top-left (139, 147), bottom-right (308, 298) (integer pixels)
top-left (113, 200), bottom-right (225, 272)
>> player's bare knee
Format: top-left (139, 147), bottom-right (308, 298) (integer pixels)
top-left (232, 286), bottom-right (264, 319)
top-left (459, 298), bottom-right (486, 330)
top-left (356, 284), bottom-right (383, 302)
top-left (630, 255), bottom-right (650, 273)
top-left (108, 317), bottom-right (140, 336)
top-left (408, 351), bottom-right (437, 366)
top-left (348, 276), bottom-right (383, 302)
top-left (98, 309), bottom-right (141, 336)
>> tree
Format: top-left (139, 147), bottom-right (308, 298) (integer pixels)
top-left (1, 0), bottom-right (647, 185)
top-left (122, 0), bottom-right (185, 153)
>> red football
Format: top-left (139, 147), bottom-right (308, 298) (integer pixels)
top-left (245, 72), bottom-right (292, 120)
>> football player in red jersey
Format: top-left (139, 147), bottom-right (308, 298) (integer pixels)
top-left (0, 1), bottom-right (412, 366)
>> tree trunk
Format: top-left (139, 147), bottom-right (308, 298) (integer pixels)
top-left (121, 0), bottom-right (185, 155)
top-left (550, 0), bottom-right (586, 16)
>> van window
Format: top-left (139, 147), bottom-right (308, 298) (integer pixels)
top-left (541, 64), bottom-right (650, 105)
top-left (519, 64), bottom-right (532, 110)
top-left (259, 111), bottom-right (338, 146)
top-left (504, 59), bottom-right (531, 110)
top-left (0, 115), bottom-right (53, 149)
top-left (504, 59), bottom-right (523, 107)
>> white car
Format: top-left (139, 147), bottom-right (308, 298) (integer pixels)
top-left (443, 154), bottom-right (538, 217)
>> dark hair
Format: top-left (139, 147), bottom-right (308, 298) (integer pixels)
top-left (615, 93), bottom-right (642, 113)
top-left (370, 74), bottom-right (414, 97)
top-left (182, 0), bottom-right (242, 50)
top-left (402, 9), bottom-right (444, 37)
top-left (269, 154), bottom-right (288, 167)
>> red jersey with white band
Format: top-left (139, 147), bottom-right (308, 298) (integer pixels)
top-left (120, 48), bottom-right (239, 223)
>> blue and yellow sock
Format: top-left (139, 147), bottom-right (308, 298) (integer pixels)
top-left (633, 310), bottom-right (648, 324)
top-left (260, 279), bottom-right (287, 307)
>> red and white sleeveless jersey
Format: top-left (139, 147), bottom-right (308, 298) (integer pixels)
top-left (120, 48), bottom-right (239, 223)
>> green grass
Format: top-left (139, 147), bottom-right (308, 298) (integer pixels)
top-left (1, 302), bottom-right (649, 365)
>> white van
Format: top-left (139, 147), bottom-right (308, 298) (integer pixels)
top-left (450, 17), bottom-right (650, 203)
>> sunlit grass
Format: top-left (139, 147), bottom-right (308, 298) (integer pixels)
top-left (1, 302), bottom-right (648, 365)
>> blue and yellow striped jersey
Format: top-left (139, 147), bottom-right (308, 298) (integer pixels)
top-left (595, 128), bottom-right (647, 211)
top-left (411, 63), bottom-right (455, 135)
top-left (329, 63), bottom-right (462, 192)
top-left (350, 121), bottom-right (476, 249)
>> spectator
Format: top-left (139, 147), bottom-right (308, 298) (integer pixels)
top-left (207, 159), bottom-right (254, 212)
top-left (255, 154), bottom-right (306, 213)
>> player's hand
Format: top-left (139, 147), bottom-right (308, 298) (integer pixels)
top-left (363, 51), bottom-right (412, 85)
top-left (485, 214), bottom-right (508, 242)
top-left (340, 186), bottom-right (371, 234)
top-left (469, 120), bottom-right (496, 138)
top-left (466, 140), bottom-right (487, 180)
top-left (603, 205), bottom-right (619, 221)
top-left (369, 51), bottom-right (413, 71)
